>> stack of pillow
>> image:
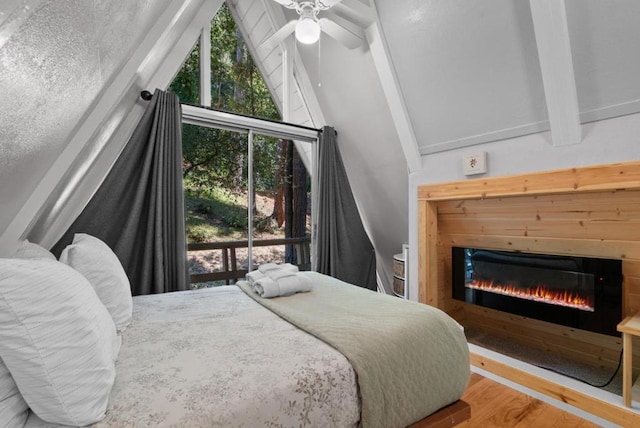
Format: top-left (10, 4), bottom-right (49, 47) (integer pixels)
top-left (0, 234), bottom-right (133, 427)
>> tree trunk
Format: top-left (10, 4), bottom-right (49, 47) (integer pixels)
top-left (232, 152), bottom-right (244, 192)
top-left (292, 149), bottom-right (308, 240)
top-left (284, 141), bottom-right (295, 262)
top-left (271, 139), bottom-right (287, 226)
top-left (234, 29), bottom-right (244, 102)
top-left (282, 141), bottom-right (309, 264)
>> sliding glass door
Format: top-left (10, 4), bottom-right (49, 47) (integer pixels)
top-left (181, 106), bottom-right (317, 288)
top-left (249, 134), bottom-right (312, 273)
top-left (183, 124), bottom-right (249, 287)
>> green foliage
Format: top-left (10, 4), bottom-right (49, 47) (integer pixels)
top-left (171, 4), bottom-right (308, 252)
top-left (171, 3), bottom-right (283, 194)
top-left (185, 183), bottom-right (248, 240)
top-left (186, 221), bottom-right (212, 244)
top-left (182, 124), bottom-right (248, 190)
top-left (210, 5), bottom-right (279, 120)
top-left (184, 181), bottom-right (279, 242)
top-left (169, 42), bottom-right (200, 104)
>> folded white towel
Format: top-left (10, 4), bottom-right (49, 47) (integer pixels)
top-left (266, 269), bottom-right (297, 281)
top-left (246, 270), bottom-right (265, 285)
top-left (253, 273), bottom-right (312, 298)
top-left (253, 277), bottom-right (280, 298)
top-left (257, 262), bottom-right (299, 274)
top-left (278, 263), bottom-right (299, 273)
top-left (258, 263), bottom-right (281, 274)
top-left (277, 274), bottom-right (312, 296)
top-left (248, 263), bottom-right (300, 290)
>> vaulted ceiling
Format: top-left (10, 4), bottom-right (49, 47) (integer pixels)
top-left (239, 0), bottom-right (640, 158)
top-left (226, 0), bottom-right (640, 290)
top-left (1, 0), bottom-right (640, 294)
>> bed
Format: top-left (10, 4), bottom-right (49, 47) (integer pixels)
top-left (1, 238), bottom-right (470, 428)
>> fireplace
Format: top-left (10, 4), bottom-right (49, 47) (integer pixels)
top-left (452, 247), bottom-right (622, 336)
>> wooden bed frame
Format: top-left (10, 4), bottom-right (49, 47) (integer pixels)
top-left (409, 400), bottom-right (471, 427)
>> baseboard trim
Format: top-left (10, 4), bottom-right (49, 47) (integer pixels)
top-left (469, 343), bottom-right (639, 427)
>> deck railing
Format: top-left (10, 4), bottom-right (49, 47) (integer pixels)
top-left (188, 237), bottom-right (311, 285)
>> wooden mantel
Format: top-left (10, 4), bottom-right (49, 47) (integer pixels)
top-left (417, 160), bottom-right (640, 426)
top-left (418, 161), bottom-right (640, 201)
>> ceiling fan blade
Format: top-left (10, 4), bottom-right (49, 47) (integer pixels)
top-left (319, 18), bottom-right (362, 49)
top-left (271, 0), bottom-right (298, 9)
top-left (318, 0), bottom-right (345, 8)
top-left (260, 20), bottom-right (297, 50)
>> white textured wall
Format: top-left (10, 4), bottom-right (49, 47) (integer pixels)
top-left (296, 36), bottom-right (409, 292)
top-left (0, 0), bottom-right (172, 241)
top-left (407, 112), bottom-right (640, 301)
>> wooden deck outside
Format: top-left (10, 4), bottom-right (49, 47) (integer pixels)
top-left (187, 237), bottom-right (311, 285)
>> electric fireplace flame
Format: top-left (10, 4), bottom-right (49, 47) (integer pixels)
top-left (466, 278), bottom-right (595, 312)
top-left (452, 246), bottom-right (622, 335)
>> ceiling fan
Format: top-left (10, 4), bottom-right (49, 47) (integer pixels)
top-left (261, 0), bottom-right (363, 49)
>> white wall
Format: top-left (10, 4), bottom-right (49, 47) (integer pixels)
top-left (0, 0), bottom-right (221, 255)
top-left (296, 36), bottom-right (409, 292)
top-left (0, 0), bottom-right (172, 250)
top-left (407, 112), bottom-right (640, 301)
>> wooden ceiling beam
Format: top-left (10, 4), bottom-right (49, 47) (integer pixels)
top-left (331, 0), bottom-right (374, 28)
top-left (529, 0), bottom-right (582, 147)
top-left (365, 3), bottom-right (422, 173)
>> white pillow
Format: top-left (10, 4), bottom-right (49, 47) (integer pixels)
top-left (59, 233), bottom-right (133, 333)
top-left (0, 259), bottom-right (119, 426)
top-left (0, 358), bottom-right (28, 428)
top-left (14, 239), bottom-right (56, 261)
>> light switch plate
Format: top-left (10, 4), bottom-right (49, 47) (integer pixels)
top-left (463, 152), bottom-right (487, 176)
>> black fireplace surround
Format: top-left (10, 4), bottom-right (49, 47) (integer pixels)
top-left (452, 247), bottom-right (622, 336)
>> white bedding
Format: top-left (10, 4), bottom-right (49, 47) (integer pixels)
top-left (23, 286), bottom-right (359, 427)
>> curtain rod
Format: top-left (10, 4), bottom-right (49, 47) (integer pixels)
top-left (181, 104), bottom-right (319, 142)
top-left (139, 91), bottom-right (325, 134)
top-left (140, 90), bottom-right (153, 101)
top-left (181, 102), bottom-right (322, 134)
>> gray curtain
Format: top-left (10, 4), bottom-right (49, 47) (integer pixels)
top-left (316, 126), bottom-right (377, 290)
top-left (52, 89), bottom-right (188, 295)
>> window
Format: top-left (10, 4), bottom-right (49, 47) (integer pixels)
top-left (169, 4), bottom-right (317, 288)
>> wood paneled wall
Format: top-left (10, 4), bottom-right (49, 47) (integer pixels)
top-left (435, 190), bottom-right (640, 368)
top-left (417, 161), bottom-right (640, 425)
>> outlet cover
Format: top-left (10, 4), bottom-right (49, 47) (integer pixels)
top-left (463, 152), bottom-right (487, 176)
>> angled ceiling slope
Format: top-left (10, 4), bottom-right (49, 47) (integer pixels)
top-left (237, 0), bottom-right (423, 173)
top-left (232, 0), bottom-right (419, 294)
top-left (0, 0), bottom-right (224, 255)
top-left (226, 0), bottom-right (321, 128)
top-left (375, 0), bottom-right (640, 155)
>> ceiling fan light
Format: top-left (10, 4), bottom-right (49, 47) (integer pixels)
top-left (295, 16), bottom-right (321, 44)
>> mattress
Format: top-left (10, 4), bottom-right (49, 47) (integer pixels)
top-left (238, 272), bottom-right (470, 428)
top-left (23, 274), bottom-right (469, 427)
top-left (23, 286), bottom-right (360, 427)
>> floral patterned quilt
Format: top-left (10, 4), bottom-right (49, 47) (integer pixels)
top-left (23, 286), bottom-right (359, 428)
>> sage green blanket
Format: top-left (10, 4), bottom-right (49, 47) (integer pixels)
top-left (238, 272), bottom-right (470, 428)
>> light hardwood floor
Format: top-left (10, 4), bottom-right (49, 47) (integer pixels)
top-left (461, 374), bottom-right (599, 427)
